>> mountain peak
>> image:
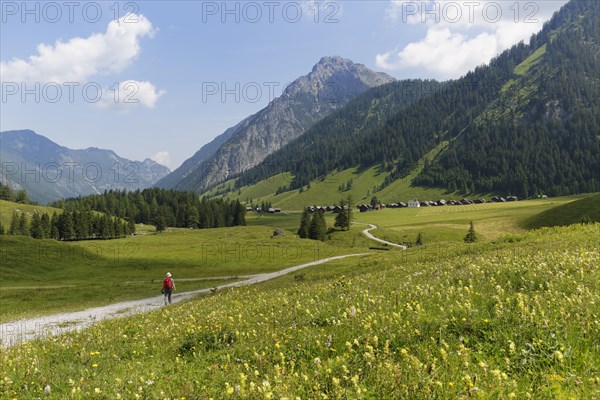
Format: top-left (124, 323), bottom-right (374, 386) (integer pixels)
top-left (314, 55), bottom-right (354, 68)
top-left (281, 56), bottom-right (395, 102)
top-left (159, 56), bottom-right (395, 192)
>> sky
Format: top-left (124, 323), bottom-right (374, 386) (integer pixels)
top-left (0, 0), bottom-right (568, 170)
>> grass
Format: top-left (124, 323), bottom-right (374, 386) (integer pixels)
top-left (0, 224), bottom-right (360, 322)
top-left (1, 195), bottom-right (593, 322)
top-left (213, 141), bottom-right (475, 211)
top-left (222, 165), bottom-right (392, 211)
top-left (1, 223), bottom-right (598, 398)
top-left (353, 195), bottom-right (589, 245)
top-left (210, 173), bottom-right (294, 203)
top-left (514, 44), bottom-right (547, 76)
top-left (521, 193), bottom-right (600, 229)
top-left (375, 141), bottom-right (462, 204)
top-left (0, 200), bottom-right (62, 228)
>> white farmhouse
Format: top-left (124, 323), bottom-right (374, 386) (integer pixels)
top-left (407, 199), bottom-right (420, 208)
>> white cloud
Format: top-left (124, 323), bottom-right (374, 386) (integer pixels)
top-left (150, 151), bottom-right (170, 167)
top-left (96, 80), bottom-right (166, 111)
top-left (378, 1), bottom-right (568, 79)
top-left (1, 14), bottom-right (155, 83)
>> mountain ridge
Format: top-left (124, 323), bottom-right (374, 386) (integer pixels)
top-left (0, 129), bottom-right (170, 204)
top-left (156, 56), bottom-right (395, 192)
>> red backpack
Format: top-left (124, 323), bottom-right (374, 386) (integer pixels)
top-left (163, 277), bottom-right (174, 290)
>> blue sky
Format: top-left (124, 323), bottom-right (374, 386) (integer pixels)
top-left (1, 0), bottom-right (567, 169)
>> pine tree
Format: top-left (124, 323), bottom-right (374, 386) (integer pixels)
top-left (155, 213), bottom-right (166, 232)
top-left (464, 221), bottom-right (477, 243)
top-left (127, 219), bottom-right (136, 235)
top-left (309, 212), bottom-right (326, 241)
top-left (9, 211), bottom-right (19, 235)
top-left (297, 208), bottom-right (311, 238)
top-left (334, 199), bottom-right (349, 230)
top-left (370, 196), bottom-right (379, 207)
top-left (40, 213), bottom-right (51, 239)
top-left (18, 213), bottom-right (29, 236)
top-left (0, 182), bottom-right (14, 201)
top-left (30, 211), bottom-right (42, 239)
top-left (346, 195), bottom-right (353, 229)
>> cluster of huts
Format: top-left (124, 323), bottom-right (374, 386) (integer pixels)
top-left (247, 206), bottom-right (282, 213)
top-left (306, 205), bottom-right (350, 213)
top-left (357, 196), bottom-right (519, 212)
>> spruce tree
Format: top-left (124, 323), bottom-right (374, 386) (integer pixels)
top-left (30, 211), bottom-right (42, 239)
top-left (155, 213), bottom-right (166, 232)
top-left (309, 212), bottom-right (327, 241)
top-left (297, 208), bottom-right (311, 238)
top-left (18, 213), bottom-right (29, 236)
top-left (464, 221), bottom-right (477, 243)
top-left (9, 211), bottom-right (19, 235)
top-left (334, 199), bottom-right (349, 230)
top-left (40, 213), bottom-right (51, 239)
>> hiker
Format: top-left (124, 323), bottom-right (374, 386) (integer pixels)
top-left (162, 272), bottom-right (176, 305)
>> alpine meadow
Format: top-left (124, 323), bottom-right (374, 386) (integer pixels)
top-left (0, 0), bottom-right (599, 399)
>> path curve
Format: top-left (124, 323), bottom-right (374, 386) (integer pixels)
top-left (0, 253), bottom-right (369, 348)
top-left (354, 222), bottom-right (407, 249)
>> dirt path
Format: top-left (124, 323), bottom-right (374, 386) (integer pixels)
top-left (0, 253), bottom-right (369, 347)
top-left (354, 222), bottom-right (408, 249)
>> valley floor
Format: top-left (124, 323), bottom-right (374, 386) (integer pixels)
top-left (0, 253), bottom-right (369, 347)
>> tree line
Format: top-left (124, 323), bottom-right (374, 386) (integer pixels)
top-left (3, 209), bottom-right (133, 240)
top-left (50, 188), bottom-right (246, 231)
top-left (297, 198), bottom-right (352, 241)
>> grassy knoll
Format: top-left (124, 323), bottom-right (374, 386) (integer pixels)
top-left (2, 223), bottom-right (598, 398)
top-left (0, 200), bottom-right (62, 228)
top-left (521, 193), bottom-right (600, 229)
top-left (0, 225), bottom-right (357, 322)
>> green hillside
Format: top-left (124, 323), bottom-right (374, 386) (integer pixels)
top-left (353, 195), bottom-right (585, 245)
top-left (2, 223), bottom-right (598, 398)
top-left (522, 193), bottom-right (600, 229)
top-left (418, 1), bottom-right (599, 196)
top-left (214, 0), bottom-right (598, 203)
top-left (216, 141), bottom-right (474, 210)
top-left (0, 199), bottom-right (62, 228)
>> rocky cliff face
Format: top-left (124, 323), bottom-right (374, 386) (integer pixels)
top-left (0, 130), bottom-right (170, 204)
top-left (162, 56), bottom-right (395, 192)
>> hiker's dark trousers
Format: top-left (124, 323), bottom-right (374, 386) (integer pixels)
top-left (164, 289), bottom-right (173, 304)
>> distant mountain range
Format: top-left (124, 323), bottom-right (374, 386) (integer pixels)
top-left (0, 130), bottom-right (170, 204)
top-left (156, 56), bottom-right (395, 192)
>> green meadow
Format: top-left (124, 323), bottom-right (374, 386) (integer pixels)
top-left (352, 195), bottom-right (594, 245)
top-left (0, 224), bottom-right (352, 322)
top-left (1, 222), bottom-right (598, 398)
top-left (1, 195), bottom-right (596, 322)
